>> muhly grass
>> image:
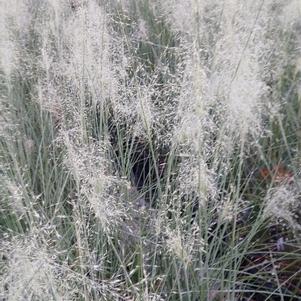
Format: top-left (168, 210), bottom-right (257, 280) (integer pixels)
top-left (0, 0), bottom-right (301, 300)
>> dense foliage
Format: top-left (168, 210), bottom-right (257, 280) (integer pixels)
top-left (0, 1), bottom-right (300, 300)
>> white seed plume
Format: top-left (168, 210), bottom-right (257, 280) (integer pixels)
top-left (264, 182), bottom-right (301, 232)
top-left (0, 235), bottom-right (73, 301)
top-left (62, 129), bottom-right (126, 233)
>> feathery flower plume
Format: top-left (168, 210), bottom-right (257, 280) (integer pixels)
top-left (264, 181), bottom-right (301, 233)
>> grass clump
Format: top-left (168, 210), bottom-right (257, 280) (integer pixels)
top-left (0, 0), bottom-right (301, 300)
